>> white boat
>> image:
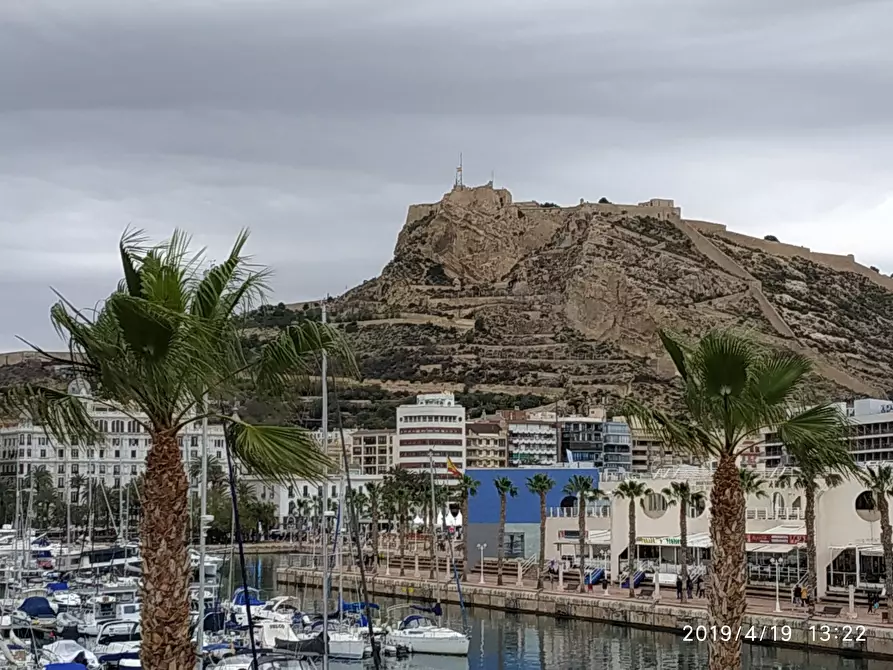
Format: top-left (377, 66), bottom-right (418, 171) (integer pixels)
top-left (47, 582), bottom-right (81, 610)
top-left (253, 596), bottom-right (302, 625)
top-left (87, 620), bottom-right (141, 668)
top-left (214, 653), bottom-right (318, 670)
top-left (11, 595), bottom-right (57, 628)
top-left (78, 594), bottom-right (119, 637)
top-left (229, 587), bottom-right (266, 626)
top-left (298, 620), bottom-right (367, 660)
top-left (40, 639), bottom-right (101, 669)
top-left (385, 607), bottom-right (469, 656)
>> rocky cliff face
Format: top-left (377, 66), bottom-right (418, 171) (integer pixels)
top-left (336, 183), bottom-right (893, 407)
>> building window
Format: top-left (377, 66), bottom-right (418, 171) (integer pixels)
top-left (99, 465), bottom-right (106, 474)
top-left (99, 450), bottom-right (105, 459)
top-left (26, 434), bottom-right (32, 446)
top-left (57, 477), bottom-right (64, 488)
top-left (71, 449), bottom-right (78, 459)
top-left (72, 464), bottom-right (79, 474)
top-left (114, 450), bottom-right (120, 458)
top-left (113, 465), bottom-right (120, 475)
top-left (130, 438), bottom-right (139, 447)
top-left (191, 436), bottom-right (199, 448)
top-left (39, 449), bottom-right (46, 458)
top-left (131, 465), bottom-right (137, 475)
top-left (131, 450), bottom-right (137, 459)
top-left (57, 449), bottom-right (63, 459)
top-left (26, 449), bottom-right (31, 458)
top-left (87, 449), bottom-right (94, 458)
top-left (114, 477), bottom-right (121, 488)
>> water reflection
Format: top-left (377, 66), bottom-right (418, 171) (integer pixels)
top-left (228, 554), bottom-right (878, 670)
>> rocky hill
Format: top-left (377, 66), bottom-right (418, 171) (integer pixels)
top-left (329, 182), bottom-right (893, 408)
top-left (4, 183), bottom-right (893, 420)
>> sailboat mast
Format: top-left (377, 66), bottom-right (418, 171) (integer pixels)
top-left (196, 393), bottom-right (209, 665)
top-left (338, 472), bottom-right (344, 624)
top-left (428, 447), bottom-right (438, 596)
top-left (320, 301), bottom-right (330, 670)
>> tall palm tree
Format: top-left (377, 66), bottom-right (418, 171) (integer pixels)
top-left (365, 482), bottom-right (383, 570)
top-left (456, 474), bottom-right (479, 582)
top-left (494, 477), bottom-right (518, 586)
top-left (739, 469), bottom-right (769, 499)
top-left (859, 466), bottom-right (893, 615)
top-left (624, 329), bottom-right (846, 670)
top-left (613, 479), bottom-right (650, 598)
top-left (384, 469), bottom-right (414, 577)
top-left (662, 482), bottom-right (706, 602)
top-left (562, 474), bottom-right (605, 592)
top-left (8, 230), bottom-right (354, 669)
top-left (778, 438), bottom-right (854, 616)
top-left (526, 473), bottom-right (555, 590)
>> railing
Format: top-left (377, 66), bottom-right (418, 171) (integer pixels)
top-left (747, 564), bottom-right (803, 586)
top-left (745, 507), bottom-right (804, 521)
top-left (547, 506), bottom-right (611, 518)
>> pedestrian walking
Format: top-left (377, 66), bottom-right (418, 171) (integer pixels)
top-left (696, 575), bottom-right (704, 599)
top-left (676, 575), bottom-right (683, 601)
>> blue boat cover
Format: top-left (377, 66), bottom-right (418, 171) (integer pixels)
top-left (19, 596), bottom-right (55, 617)
top-left (45, 665), bottom-right (86, 670)
top-left (231, 588), bottom-right (264, 606)
top-left (47, 582), bottom-right (69, 592)
top-left (411, 602), bottom-right (443, 616)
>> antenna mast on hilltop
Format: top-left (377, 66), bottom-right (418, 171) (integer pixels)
top-left (454, 153), bottom-right (463, 188)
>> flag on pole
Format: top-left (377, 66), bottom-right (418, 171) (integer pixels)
top-left (446, 457), bottom-right (462, 478)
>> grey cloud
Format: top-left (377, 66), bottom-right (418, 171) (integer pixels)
top-left (1, 0), bottom-right (892, 349)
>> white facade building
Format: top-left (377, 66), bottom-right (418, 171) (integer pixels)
top-left (507, 421), bottom-right (557, 466)
top-left (396, 392), bottom-right (465, 483)
top-left (0, 381), bottom-right (225, 501)
top-left (277, 472), bottom-right (386, 524)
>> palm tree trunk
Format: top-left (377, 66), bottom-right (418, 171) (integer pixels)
top-left (578, 502), bottom-right (586, 593)
top-left (805, 481), bottom-right (817, 616)
top-left (880, 496), bottom-right (893, 615)
top-left (627, 500), bottom-right (636, 598)
top-left (680, 501), bottom-right (689, 603)
top-left (140, 430), bottom-right (192, 670)
top-left (707, 453), bottom-right (746, 670)
top-left (371, 504), bottom-right (379, 572)
top-left (461, 496), bottom-right (470, 582)
top-left (537, 493), bottom-right (546, 590)
top-left (497, 495), bottom-right (506, 586)
top-left (399, 513), bottom-right (407, 577)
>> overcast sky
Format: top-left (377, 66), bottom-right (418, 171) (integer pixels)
top-left (2, 0), bottom-right (892, 351)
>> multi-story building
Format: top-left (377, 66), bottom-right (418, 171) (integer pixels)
top-left (350, 429), bottom-right (395, 475)
top-left (310, 428), bottom-right (359, 472)
top-left (506, 420), bottom-right (558, 466)
top-left (395, 392), bottom-right (466, 483)
top-left (763, 398), bottom-right (893, 469)
top-left (0, 380), bottom-right (225, 502)
top-left (465, 421), bottom-right (507, 468)
top-left (558, 416), bottom-right (632, 473)
top-left (278, 471), bottom-right (386, 525)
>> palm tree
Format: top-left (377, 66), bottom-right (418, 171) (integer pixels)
top-left (494, 477), bottom-right (518, 586)
top-left (778, 438), bottom-right (854, 616)
top-left (526, 473), bottom-right (555, 590)
top-left (456, 474), bottom-right (479, 582)
top-left (365, 482), bottom-right (383, 570)
top-left (384, 469), bottom-right (414, 577)
top-left (662, 482), bottom-right (706, 602)
top-left (859, 466), bottom-right (893, 615)
top-left (613, 480), bottom-right (650, 598)
top-left (623, 329), bottom-right (846, 670)
top-left (562, 474), bottom-right (604, 592)
top-left (739, 469), bottom-right (769, 499)
top-left (8, 230), bottom-right (354, 669)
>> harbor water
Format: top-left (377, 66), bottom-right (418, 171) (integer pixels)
top-left (224, 552), bottom-right (883, 670)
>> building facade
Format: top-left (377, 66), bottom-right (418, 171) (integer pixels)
top-left (395, 392), bottom-right (466, 483)
top-left (350, 429), bottom-right (395, 475)
top-left (558, 417), bottom-right (632, 472)
top-left (0, 381), bottom-right (226, 501)
top-left (465, 421), bottom-right (507, 468)
top-left (506, 420), bottom-right (558, 466)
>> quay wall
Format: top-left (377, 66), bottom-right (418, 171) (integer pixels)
top-left (278, 567), bottom-right (893, 661)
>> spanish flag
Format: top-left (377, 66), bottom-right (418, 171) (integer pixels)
top-left (446, 457), bottom-right (462, 478)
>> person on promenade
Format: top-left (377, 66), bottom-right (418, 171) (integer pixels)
top-left (695, 575), bottom-right (704, 599)
top-left (676, 575), bottom-right (683, 601)
top-left (686, 576), bottom-right (693, 600)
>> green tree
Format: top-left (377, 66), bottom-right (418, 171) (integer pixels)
top-left (613, 479), bottom-right (650, 598)
top-left (526, 473), bottom-right (555, 590)
top-left (859, 466), bottom-right (893, 615)
top-left (364, 482), bottom-right (383, 570)
top-left (624, 329), bottom-right (846, 670)
top-left (562, 474), bottom-right (605, 592)
top-left (494, 477), bottom-right (518, 586)
top-left (383, 468), bottom-right (415, 577)
top-left (456, 474), bottom-right (480, 582)
top-left (9, 230), bottom-right (353, 669)
top-left (738, 469), bottom-right (768, 499)
top-left (662, 482), bottom-right (706, 602)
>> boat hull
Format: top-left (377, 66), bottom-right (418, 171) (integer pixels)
top-left (388, 632), bottom-right (470, 656)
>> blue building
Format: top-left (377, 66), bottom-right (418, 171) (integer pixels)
top-left (465, 466), bottom-right (601, 564)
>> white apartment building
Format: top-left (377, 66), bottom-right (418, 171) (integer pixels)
top-left (396, 392), bottom-right (466, 483)
top-left (278, 472), bottom-right (386, 524)
top-left (0, 380), bottom-right (225, 500)
top-left (762, 398), bottom-right (893, 469)
top-left (507, 421), bottom-right (557, 466)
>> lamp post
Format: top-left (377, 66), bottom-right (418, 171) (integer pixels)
top-left (771, 557), bottom-right (782, 612)
top-left (477, 543), bottom-right (487, 584)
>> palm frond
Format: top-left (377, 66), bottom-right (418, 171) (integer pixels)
top-left (223, 416), bottom-right (331, 485)
top-left (4, 386), bottom-right (100, 446)
top-left (118, 227), bottom-right (148, 298)
top-left (658, 330), bottom-right (689, 381)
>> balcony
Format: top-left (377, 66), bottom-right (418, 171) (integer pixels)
top-left (745, 506), bottom-right (804, 521)
top-left (547, 506), bottom-right (611, 519)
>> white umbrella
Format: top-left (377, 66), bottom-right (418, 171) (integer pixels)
top-left (453, 511), bottom-right (463, 527)
top-left (444, 512), bottom-right (457, 526)
top-left (436, 512), bottom-right (445, 526)
top-left (412, 515), bottom-right (424, 527)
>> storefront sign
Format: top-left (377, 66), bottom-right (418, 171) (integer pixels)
top-left (636, 536), bottom-right (681, 546)
top-left (746, 533), bottom-right (806, 545)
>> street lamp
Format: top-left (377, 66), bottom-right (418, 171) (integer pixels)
top-left (770, 557), bottom-right (782, 613)
top-left (477, 543), bottom-right (487, 584)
